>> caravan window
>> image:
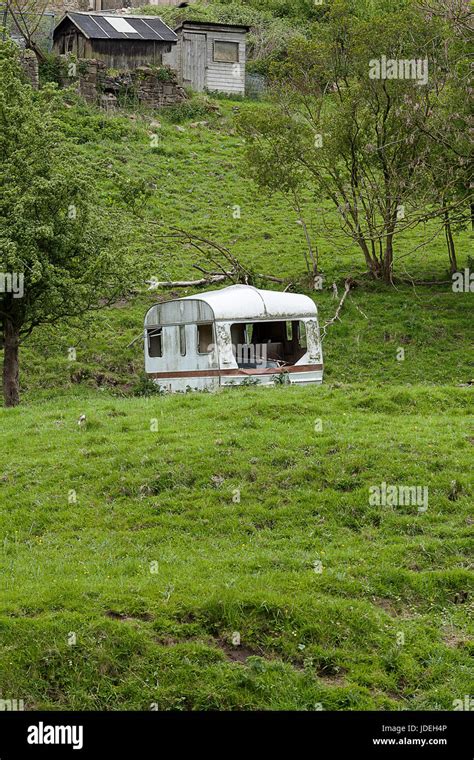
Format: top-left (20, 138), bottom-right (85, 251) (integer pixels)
top-left (230, 320), bottom-right (307, 367)
top-left (148, 328), bottom-right (162, 358)
top-left (197, 323), bottom-right (214, 354)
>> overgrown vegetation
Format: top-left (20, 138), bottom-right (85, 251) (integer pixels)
top-left (0, 41), bottom-right (136, 406)
top-left (0, 0), bottom-right (472, 712)
top-left (237, 0), bottom-right (472, 282)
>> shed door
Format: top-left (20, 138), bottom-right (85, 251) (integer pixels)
top-left (182, 33), bottom-right (207, 91)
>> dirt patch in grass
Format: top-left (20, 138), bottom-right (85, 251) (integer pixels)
top-left (373, 688), bottom-right (405, 703)
top-left (152, 634), bottom-right (264, 664)
top-left (371, 597), bottom-right (400, 616)
top-left (105, 610), bottom-right (153, 622)
top-left (253, 520), bottom-right (276, 531)
top-left (317, 672), bottom-right (347, 686)
top-left (371, 597), bottom-right (416, 619)
top-left (441, 627), bottom-right (470, 649)
top-left (215, 638), bottom-right (263, 663)
top-left (154, 635), bottom-right (180, 647)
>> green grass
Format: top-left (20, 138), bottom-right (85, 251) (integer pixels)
top-left (0, 385), bottom-right (472, 710)
top-left (1, 93), bottom-right (473, 711)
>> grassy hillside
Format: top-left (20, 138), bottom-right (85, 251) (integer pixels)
top-left (0, 92), bottom-right (472, 710)
top-left (0, 385), bottom-right (472, 710)
top-left (17, 96), bottom-right (474, 399)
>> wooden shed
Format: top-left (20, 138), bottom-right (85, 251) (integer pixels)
top-left (162, 20), bottom-right (249, 95)
top-left (53, 12), bottom-right (177, 69)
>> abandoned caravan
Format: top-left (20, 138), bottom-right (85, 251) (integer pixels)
top-left (144, 285), bottom-right (323, 391)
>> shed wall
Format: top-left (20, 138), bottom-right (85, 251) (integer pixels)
top-left (89, 39), bottom-right (171, 68)
top-left (205, 30), bottom-right (246, 94)
top-left (163, 28), bottom-right (246, 94)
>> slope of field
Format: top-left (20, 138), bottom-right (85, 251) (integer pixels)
top-left (0, 386), bottom-right (472, 710)
top-left (0, 94), bottom-right (472, 711)
top-left (17, 96), bottom-right (474, 399)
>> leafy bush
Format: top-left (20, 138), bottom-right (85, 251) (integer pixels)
top-left (132, 373), bottom-right (165, 397)
top-left (39, 53), bottom-right (65, 87)
top-left (152, 65), bottom-right (178, 83)
top-left (163, 94), bottom-right (221, 123)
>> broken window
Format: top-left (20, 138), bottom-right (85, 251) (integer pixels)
top-left (147, 328), bottom-right (162, 358)
top-left (197, 323), bottom-right (214, 354)
top-left (231, 320), bottom-right (307, 368)
top-left (213, 40), bottom-right (239, 63)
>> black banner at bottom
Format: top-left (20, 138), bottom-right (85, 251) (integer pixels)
top-left (0, 710), bottom-right (471, 758)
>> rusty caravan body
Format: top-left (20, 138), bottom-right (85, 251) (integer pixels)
top-left (144, 285), bottom-right (323, 392)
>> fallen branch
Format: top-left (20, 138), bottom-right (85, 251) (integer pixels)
top-left (350, 295), bottom-right (369, 320)
top-left (259, 273), bottom-right (287, 284)
top-left (146, 274), bottom-right (229, 289)
top-left (127, 332), bottom-right (144, 349)
top-left (146, 271), bottom-right (288, 290)
top-left (321, 278), bottom-right (354, 339)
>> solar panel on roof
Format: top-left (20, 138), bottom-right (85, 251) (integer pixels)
top-left (144, 17), bottom-right (177, 40)
top-left (128, 20), bottom-right (153, 38)
top-left (63, 12), bottom-right (177, 41)
top-left (70, 13), bottom-right (110, 38)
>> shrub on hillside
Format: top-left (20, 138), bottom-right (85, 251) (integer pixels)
top-left (164, 94), bottom-right (221, 123)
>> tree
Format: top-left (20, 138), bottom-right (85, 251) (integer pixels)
top-left (238, 1), bottom-right (459, 282)
top-left (413, 0), bottom-right (473, 271)
top-left (0, 40), bottom-right (134, 407)
top-left (3, 0), bottom-right (49, 60)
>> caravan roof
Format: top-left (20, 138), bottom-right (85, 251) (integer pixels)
top-left (145, 285), bottom-right (317, 327)
top-left (182, 285), bottom-right (317, 320)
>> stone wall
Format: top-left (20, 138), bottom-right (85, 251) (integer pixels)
top-left (47, 0), bottom-right (91, 12)
top-left (46, 0), bottom-right (190, 11)
top-left (60, 57), bottom-right (186, 109)
top-left (20, 50), bottom-right (40, 90)
top-left (117, 0), bottom-right (190, 6)
top-left (44, 0), bottom-right (197, 24)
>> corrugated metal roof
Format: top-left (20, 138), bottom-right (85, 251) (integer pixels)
top-left (55, 12), bottom-right (177, 43)
top-left (175, 21), bottom-right (250, 33)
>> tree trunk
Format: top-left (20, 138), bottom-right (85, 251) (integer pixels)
top-left (444, 208), bottom-right (458, 274)
top-left (2, 320), bottom-right (20, 407)
top-left (381, 228), bottom-right (395, 284)
top-left (357, 235), bottom-right (380, 278)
